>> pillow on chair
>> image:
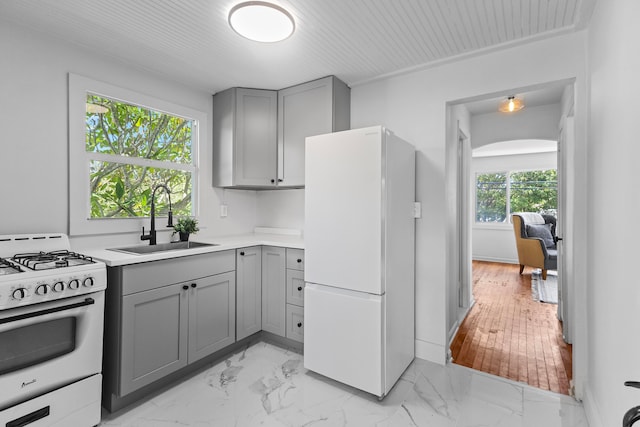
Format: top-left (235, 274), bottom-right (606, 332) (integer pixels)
top-left (526, 223), bottom-right (555, 248)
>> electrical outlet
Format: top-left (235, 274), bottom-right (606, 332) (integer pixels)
top-left (220, 204), bottom-right (228, 218)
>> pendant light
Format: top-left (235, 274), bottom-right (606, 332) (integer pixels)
top-left (228, 1), bottom-right (295, 43)
top-left (499, 96), bottom-right (524, 113)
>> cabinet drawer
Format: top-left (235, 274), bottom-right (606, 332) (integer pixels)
top-left (286, 304), bottom-right (304, 343)
top-left (286, 249), bottom-right (304, 271)
top-left (286, 269), bottom-right (304, 306)
top-left (122, 250), bottom-right (235, 295)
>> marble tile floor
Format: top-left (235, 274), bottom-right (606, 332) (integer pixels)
top-left (100, 341), bottom-right (589, 426)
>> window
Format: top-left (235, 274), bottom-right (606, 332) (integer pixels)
top-left (475, 169), bottom-right (557, 223)
top-left (69, 74), bottom-right (205, 235)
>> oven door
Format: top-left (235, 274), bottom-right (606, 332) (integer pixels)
top-left (0, 291), bottom-right (104, 410)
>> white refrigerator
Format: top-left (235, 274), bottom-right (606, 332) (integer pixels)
top-left (303, 125), bottom-right (416, 398)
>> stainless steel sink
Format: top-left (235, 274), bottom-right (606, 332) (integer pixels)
top-left (108, 241), bottom-right (218, 255)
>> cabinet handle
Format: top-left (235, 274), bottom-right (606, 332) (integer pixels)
top-left (297, 259), bottom-right (302, 263)
top-left (191, 283), bottom-right (197, 288)
top-left (240, 251), bottom-right (245, 256)
top-left (182, 285), bottom-right (189, 290)
top-left (270, 179), bottom-right (275, 184)
top-left (297, 286), bottom-right (302, 291)
top-left (278, 179), bottom-right (283, 182)
top-left (297, 322), bottom-right (302, 328)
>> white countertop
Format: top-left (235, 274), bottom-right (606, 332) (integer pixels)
top-left (82, 231), bottom-right (304, 267)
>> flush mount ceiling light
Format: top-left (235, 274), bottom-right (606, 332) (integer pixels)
top-left (228, 1), bottom-right (295, 43)
top-left (498, 96), bottom-right (525, 113)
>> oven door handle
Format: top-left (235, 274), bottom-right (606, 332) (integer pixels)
top-left (0, 297), bottom-right (95, 325)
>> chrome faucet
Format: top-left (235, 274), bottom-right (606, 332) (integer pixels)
top-left (140, 184), bottom-right (174, 245)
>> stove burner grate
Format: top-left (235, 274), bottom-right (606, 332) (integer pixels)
top-left (0, 257), bottom-right (23, 275)
top-left (12, 250), bottom-right (96, 270)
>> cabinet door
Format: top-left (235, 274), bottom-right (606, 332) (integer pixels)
top-left (120, 283), bottom-right (188, 396)
top-left (235, 88), bottom-right (278, 186)
top-left (261, 246), bottom-right (286, 336)
top-left (188, 271), bottom-right (236, 364)
top-left (236, 247), bottom-right (262, 340)
top-left (277, 78), bottom-right (333, 187)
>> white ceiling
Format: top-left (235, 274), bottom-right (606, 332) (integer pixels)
top-left (0, 0), bottom-right (595, 93)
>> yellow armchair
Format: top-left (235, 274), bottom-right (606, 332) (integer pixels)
top-left (512, 213), bottom-right (557, 280)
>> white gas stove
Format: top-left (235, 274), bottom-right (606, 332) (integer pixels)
top-left (0, 233), bottom-right (106, 426)
top-left (0, 234), bottom-right (106, 309)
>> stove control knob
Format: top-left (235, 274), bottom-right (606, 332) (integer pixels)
top-left (53, 281), bottom-right (65, 292)
top-left (83, 277), bottom-right (94, 287)
top-left (12, 288), bottom-right (27, 300)
top-left (68, 279), bottom-right (80, 290)
top-left (35, 284), bottom-right (50, 295)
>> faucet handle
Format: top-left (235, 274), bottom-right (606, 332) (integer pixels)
top-left (140, 226), bottom-right (150, 241)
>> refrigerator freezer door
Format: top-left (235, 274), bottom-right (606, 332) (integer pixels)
top-left (305, 127), bottom-right (383, 295)
top-left (304, 283), bottom-right (383, 397)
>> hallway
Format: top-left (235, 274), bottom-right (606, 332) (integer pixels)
top-left (450, 261), bottom-right (572, 395)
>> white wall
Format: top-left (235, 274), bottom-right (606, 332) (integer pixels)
top-left (255, 189), bottom-right (305, 232)
top-left (471, 103), bottom-right (562, 148)
top-left (584, 0), bottom-right (640, 425)
top-left (0, 22), bottom-right (258, 248)
top-left (350, 31), bottom-right (588, 366)
top-left (471, 151), bottom-right (558, 263)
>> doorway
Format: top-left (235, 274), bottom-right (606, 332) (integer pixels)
top-left (447, 82), bottom-right (576, 395)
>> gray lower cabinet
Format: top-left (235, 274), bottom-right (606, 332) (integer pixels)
top-left (187, 272), bottom-right (236, 363)
top-left (261, 246), bottom-right (286, 336)
top-left (103, 251), bottom-right (236, 406)
top-left (236, 246), bottom-right (262, 340)
top-left (285, 249), bottom-right (305, 343)
top-left (119, 271), bottom-right (235, 396)
top-left (121, 282), bottom-right (188, 396)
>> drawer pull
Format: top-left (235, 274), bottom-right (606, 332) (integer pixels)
top-left (297, 286), bottom-right (302, 291)
top-left (297, 258), bottom-right (302, 263)
top-left (297, 322), bottom-right (302, 328)
top-left (191, 283), bottom-right (197, 288)
top-left (182, 285), bottom-right (189, 290)
top-left (240, 251), bottom-right (245, 256)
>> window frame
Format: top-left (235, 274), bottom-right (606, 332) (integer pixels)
top-left (69, 73), bottom-right (204, 236)
top-left (474, 167), bottom-right (557, 227)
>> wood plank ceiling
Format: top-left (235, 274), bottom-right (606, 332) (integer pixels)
top-left (0, 0), bottom-right (595, 92)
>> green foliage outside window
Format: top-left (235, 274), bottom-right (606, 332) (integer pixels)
top-left (510, 170), bottom-right (557, 214)
top-left (86, 95), bottom-right (194, 219)
top-left (476, 169), bottom-right (557, 222)
top-left (476, 172), bottom-right (507, 222)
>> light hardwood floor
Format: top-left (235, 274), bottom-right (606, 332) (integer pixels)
top-left (450, 261), bottom-right (572, 395)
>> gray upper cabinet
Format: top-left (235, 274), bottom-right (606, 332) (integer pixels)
top-left (213, 76), bottom-right (350, 189)
top-left (213, 88), bottom-right (278, 188)
top-left (277, 76), bottom-right (350, 187)
top-left (236, 246), bottom-right (262, 340)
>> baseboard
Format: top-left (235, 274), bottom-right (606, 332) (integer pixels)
top-left (472, 256), bottom-right (518, 264)
top-left (582, 385), bottom-right (604, 427)
top-left (415, 339), bottom-right (446, 365)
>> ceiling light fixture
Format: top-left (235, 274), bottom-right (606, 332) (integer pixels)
top-left (498, 96), bottom-right (524, 113)
top-left (228, 1), bottom-right (295, 43)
